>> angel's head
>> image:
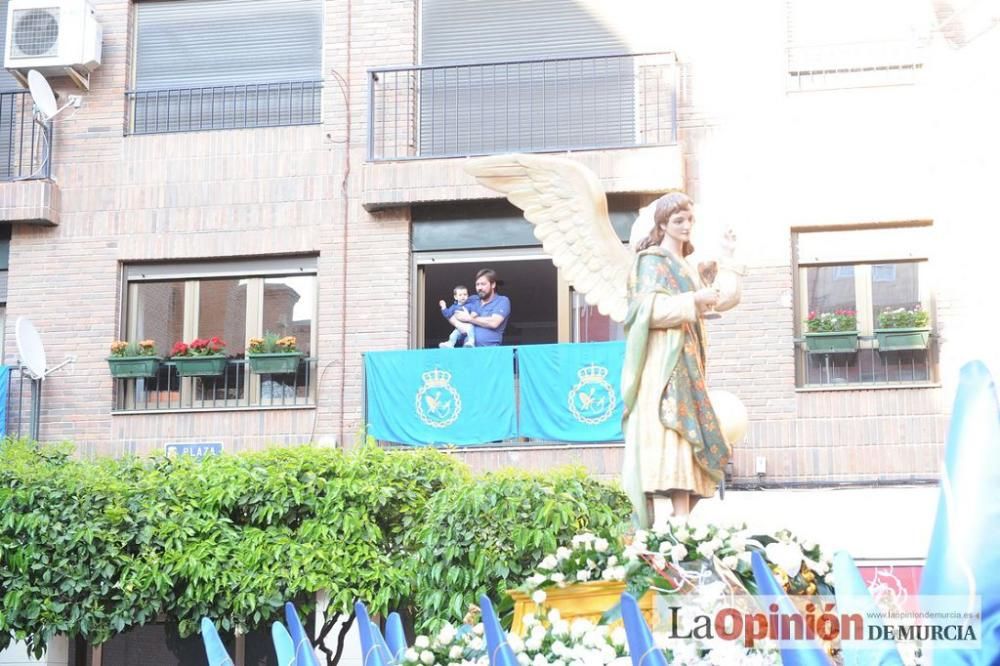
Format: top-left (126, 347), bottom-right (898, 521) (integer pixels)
top-left (637, 192), bottom-right (695, 256)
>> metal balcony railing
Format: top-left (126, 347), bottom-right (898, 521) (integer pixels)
top-left (367, 52), bottom-right (678, 161)
top-left (796, 336), bottom-right (937, 387)
top-left (125, 80), bottom-right (323, 135)
top-left (112, 357), bottom-right (318, 412)
top-left (0, 90), bottom-right (52, 180)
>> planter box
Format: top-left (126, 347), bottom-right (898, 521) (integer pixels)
top-left (875, 327), bottom-right (931, 351)
top-left (804, 331), bottom-right (859, 354)
top-left (509, 581), bottom-right (655, 636)
top-left (248, 352), bottom-right (302, 374)
top-left (108, 356), bottom-right (161, 378)
top-left (171, 356), bottom-right (228, 377)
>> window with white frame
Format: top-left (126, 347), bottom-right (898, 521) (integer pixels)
top-left (785, 0), bottom-right (932, 91)
top-left (128, 0), bottom-right (322, 135)
top-left (795, 226), bottom-right (935, 387)
top-left (117, 256), bottom-right (318, 410)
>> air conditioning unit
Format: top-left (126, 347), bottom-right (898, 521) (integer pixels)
top-left (4, 0), bottom-right (102, 89)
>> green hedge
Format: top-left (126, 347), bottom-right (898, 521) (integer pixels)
top-left (0, 439), bottom-right (629, 657)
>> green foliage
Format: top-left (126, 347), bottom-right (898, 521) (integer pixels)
top-left (0, 438), bottom-right (465, 656)
top-left (409, 467), bottom-right (632, 630)
top-left (877, 305), bottom-right (929, 329)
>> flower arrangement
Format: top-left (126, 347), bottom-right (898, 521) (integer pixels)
top-left (170, 336), bottom-right (226, 358)
top-left (877, 305), bottom-right (929, 329)
top-left (247, 332), bottom-right (298, 354)
top-left (805, 309), bottom-right (857, 333)
top-left (518, 533), bottom-right (626, 592)
top-left (109, 339), bottom-right (157, 357)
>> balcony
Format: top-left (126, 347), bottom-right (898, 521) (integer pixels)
top-left (111, 358), bottom-right (318, 412)
top-left (362, 52), bottom-right (684, 210)
top-left (795, 335), bottom-right (938, 388)
top-left (0, 90), bottom-right (58, 225)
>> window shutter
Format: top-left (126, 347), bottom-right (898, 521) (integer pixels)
top-left (134, 0), bottom-right (322, 90)
top-left (0, 0), bottom-right (22, 89)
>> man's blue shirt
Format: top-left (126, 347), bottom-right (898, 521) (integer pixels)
top-left (470, 294), bottom-right (511, 346)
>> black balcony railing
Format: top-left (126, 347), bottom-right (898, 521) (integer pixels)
top-left (125, 80), bottom-right (323, 135)
top-left (112, 358), bottom-right (318, 412)
top-left (796, 336), bottom-right (937, 387)
top-left (0, 90), bottom-right (52, 180)
top-left (368, 52), bottom-right (678, 161)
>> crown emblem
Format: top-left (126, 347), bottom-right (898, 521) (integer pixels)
top-left (421, 368), bottom-right (452, 387)
top-left (577, 364), bottom-right (609, 381)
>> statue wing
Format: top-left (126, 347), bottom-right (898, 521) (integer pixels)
top-left (465, 153), bottom-right (633, 323)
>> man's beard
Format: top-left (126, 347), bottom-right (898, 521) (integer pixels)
top-left (477, 289), bottom-right (490, 298)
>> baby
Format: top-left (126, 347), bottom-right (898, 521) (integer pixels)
top-left (438, 285), bottom-right (478, 348)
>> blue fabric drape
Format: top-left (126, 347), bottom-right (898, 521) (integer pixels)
top-left (517, 342), bottom-right (624, 442)
top-left (364, 347), bottom-right (517, 445)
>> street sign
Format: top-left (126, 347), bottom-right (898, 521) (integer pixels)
top-left (165, 442), bottom-right (223, 459)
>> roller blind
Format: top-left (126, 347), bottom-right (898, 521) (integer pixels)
top-left (134, 0), bottom-right (322, 90)
top-left (418, 0), bottom-right (635, 156)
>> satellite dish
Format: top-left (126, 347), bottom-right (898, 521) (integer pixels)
top-left (15, 316), bottom-right (47, 379)
top-left (27, 70), bottom-right (58, 121)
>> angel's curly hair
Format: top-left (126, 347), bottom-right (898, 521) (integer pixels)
top-left (636, 192), bottom-right (695, 256)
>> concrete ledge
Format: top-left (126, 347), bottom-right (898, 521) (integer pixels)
top-left (361, 145), bottom-right (684, 211)
top-left (0, 179), bottom-right (59, 225)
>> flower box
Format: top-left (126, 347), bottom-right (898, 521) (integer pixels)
top-left (508, 581), bottom-right (655, 636)
top-left (875, 327), bottom-right (931, 352)
top-left (247, 352), bottom-right (302, 374)
top-left (803, 331), bottom-right (859, 354)
top-left (171, 356), bottom-right (228, 377)
top-left (107, 356), bottom-right (161, 378)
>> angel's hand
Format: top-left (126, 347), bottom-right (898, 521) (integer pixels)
top-left (720, 227), bottom-right (737, 257)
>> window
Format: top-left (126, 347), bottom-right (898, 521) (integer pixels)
top-left (785, 0), bottom-right (931, 91)
top-left (796, 226), bottom-right (935, 387)
top-left (127, 0), bottom-right (322, 135)
top-left (118, 256), bottom-right (317, 411)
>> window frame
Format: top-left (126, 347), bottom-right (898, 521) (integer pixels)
top-left (119, 258), bottom-right (318, 411)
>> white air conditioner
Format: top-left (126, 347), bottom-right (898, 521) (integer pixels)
top-left (4, 0), bottom-right (102, 89)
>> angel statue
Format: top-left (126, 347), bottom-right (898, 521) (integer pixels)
top-left (466, 154), bottom-right (748, 528)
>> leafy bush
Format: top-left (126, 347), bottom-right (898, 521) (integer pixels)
top-left (0, 439), bottom-right (465, 657)
top-left (409, 467), bottom-right (632, 630)
top-left (877, 305), bottom-right (929, 329)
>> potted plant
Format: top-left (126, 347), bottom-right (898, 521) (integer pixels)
top-left (246, 332), bottom-right (302, 374)
top-left (170, 336), bottom-right (228, 376)
top-left (803, 309), bottom-right (859, 353)
top-left (875, 305), bottom-right (931, 351)
top-left (107, 339), bottom-right (161, 378)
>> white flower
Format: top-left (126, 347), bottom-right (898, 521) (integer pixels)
top-left (611, 565), bottom-right (628, 581)
top-left (526, 574), bottom-right (547, 588)
top-left (538, 555), bottom-right (559, 570)
top-left (696, 542), bottom-right (716, 559)
top-left (551, 641), bottom-right (567, 656)
top-left (550, 572), bottom-right (566, 585)
top-left (722, 555), bottom-right (739, 570)
top-left (547, 609), bottom-right (561, 624)
top-left (473, 623), bottom-right (484, 636)
top-left (708, 538), bottom-right (724, 552)
top-left (415, 636), bottom-right (430, 649)
top-left (765, 542), bottom-right (803, 576)
top-left (531, 590), bottom-right (547, 605)
top-left (576, 569), bottom-right (592, 582)
top-left (552, 619), bottom-right (569, 636)
top-left (572, 533), bottom-right (595, 547)
top-left (729, 536), bottom-right (747, 552)
top-left (594, 538), bottom-right (610, 552)
top-left (532, 655), bottom-right (548, 666)
top-left (438, 624), bottom-right (456, 646)
top-left (671, 544), bottom-right (688, 562)
top-left (652, 555), bottom-right (666, 570)
top-left (523, 615), bottom-right (538, 628)
top-left (525, 637), bottom-right (543, 652)
top-left (449, 646), bottom-right (464, 660)
top-left (634, 530), bottom-right (649, 544)
top-left (610, 626), bottom-right (627, 647)
top-left (405, 648), bottom-right (419, 662)
top-left (606, 555), bottom-right (618, 567)
top-left (420, 650), bottom-right (435, 665)
top-left (556, 546), bottom-right (572, 561)
top-left (468, 637), bottom-right (484, 651)
top-left (716, 529), bottom-right (730, 541)
top-left (516, 654), bottom-right (530, 666)
top-left (691, 525), bottom-right (709, 541)
top-left (674, 527), bottom-right (690, 542)
top-left (801, 539), bottom-right (816, 552)
top-left (570, 619), bottom-right (592, 639)
top-left (658, 541), bottom-right (672, 554)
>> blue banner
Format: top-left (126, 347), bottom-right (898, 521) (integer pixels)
top-left (517, 342), bottom-right (625, 442)
top-left (364, 347), bottom-right (517, 446)
top-left (0, 366), bottom-right (8, 437)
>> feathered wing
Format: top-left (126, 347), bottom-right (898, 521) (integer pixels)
top-left (464, 153), bottom-right (633, 322)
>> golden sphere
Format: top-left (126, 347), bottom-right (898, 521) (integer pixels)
top-left (708, 389), bottom-right (749, 446)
